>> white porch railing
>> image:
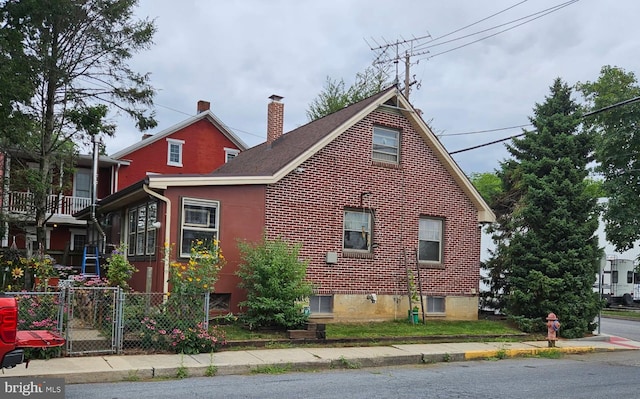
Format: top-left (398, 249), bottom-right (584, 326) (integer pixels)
top-left (5, 191), bottom-right (92, 216)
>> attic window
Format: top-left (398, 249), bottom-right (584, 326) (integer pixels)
top-left (224, 147), bottom-right (239, 162)
top-left (167, 138), bottom-right (184, 167)
top-left (372, 126), bottom-right (399, 164)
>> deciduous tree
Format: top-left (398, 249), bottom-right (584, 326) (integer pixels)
top-left (306, 66), bottom-right (390, 121)
top-left (577, 65), bottom-right (640, 252)
top-left (0, 0), bottom-right (156, 257)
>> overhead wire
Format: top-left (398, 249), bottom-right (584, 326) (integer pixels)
top-left (419, 1), bottom-right (580, 60)
top-left (448, 95), bottom-right (640, 154)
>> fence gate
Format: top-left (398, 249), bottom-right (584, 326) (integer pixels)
top-left (64, 286), bottom-right (122, 356)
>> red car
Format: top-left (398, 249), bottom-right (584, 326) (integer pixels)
top-left (0, 295), bottom-right (65, 368)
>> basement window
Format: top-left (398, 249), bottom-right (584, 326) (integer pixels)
top-left (309, 295), bottom-right (333, 314)
top-left (427, 296), bottom-right (445, 314)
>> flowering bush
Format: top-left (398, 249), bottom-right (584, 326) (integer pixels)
top-left (0, 248), bottom-right (27, 291)
top-left (140, 316), bottom-right (226, 354)
top-left (15, 294), bottom-right (63, 359)
top-left (168, 239), bottom-right (225, 295)
top-left (67, 275), bottom-right (110, 287)
top-left (105, 245), bottom-right (137, 290)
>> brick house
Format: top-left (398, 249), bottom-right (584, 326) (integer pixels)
top-left (90, 87), bottom-right (494, 322)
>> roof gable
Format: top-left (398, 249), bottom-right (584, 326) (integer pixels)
top-left (111, 110), bottom-right (247, 159)
top-left (145, 88), bottom-right (495, 223)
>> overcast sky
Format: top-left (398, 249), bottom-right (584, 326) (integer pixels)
top-left (102, 0), bottom-right (639, 176)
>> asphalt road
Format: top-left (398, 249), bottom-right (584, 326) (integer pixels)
top-left (65, 354), bottom-right (640, 399)
top-left (599, 316), bottom-right (640, 341)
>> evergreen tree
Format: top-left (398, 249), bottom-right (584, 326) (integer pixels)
top-left (501, 79), bottom-right (602, 337)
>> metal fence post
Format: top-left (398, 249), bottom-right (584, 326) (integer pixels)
top-left (57, 289), bottom-right (66, 334)
top-left (203, 292), bottom-right (210, 330)
top-left (115, 288), bottom-right (125, 354)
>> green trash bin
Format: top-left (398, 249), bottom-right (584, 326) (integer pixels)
top-left (408, 308), bottom-right (419, 323)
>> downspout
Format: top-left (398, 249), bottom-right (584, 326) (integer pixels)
top-left (91, 135), bottom-right (106, 252)
top-left (143, 183), bottom-right (171, 294)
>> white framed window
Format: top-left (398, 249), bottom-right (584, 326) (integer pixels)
top-left (309, 295), bottom-right (333, 314)
top-left (427, 296), bottom-right (445, 314)
top-left (73, 169), bottom-right (92, 198)
top-left (127, 201), bottom-right (158, 256)
top-left (180, 198), bottom-right (219, 257)
top-left (372, 126), bottom-right (399, 164)
top-left (69, 229), bottom-right (87, 251)
top-left (224, 147), bottom-right (239, 163)
top-left (167, 138), bottom-right (185, 167)
top-left (343, 209), bottom-right (372, 252)
top-left (418, 217), bottom-right (443, 263)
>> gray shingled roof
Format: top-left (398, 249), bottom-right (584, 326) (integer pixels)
top-left (210, 87), bottom-right (395, 177)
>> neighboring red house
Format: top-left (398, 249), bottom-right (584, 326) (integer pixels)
top-left (90, 88), bottom-right (495, 322)
top-left (110, 100), bottom-right (247, 191)
top-left (1, 99), bottom-right (246, 277)
top-left (0, 151), bottom-right (124, 268)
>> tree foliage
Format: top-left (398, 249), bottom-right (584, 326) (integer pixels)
top-left (236, 237), bottom-right (314, 330)
top-left (468, 172), bottom-right (503, 205)
top-left (577, 65), bottom-right (640, 252)
top-left (486, 79), bottom-right (602, 338)
top-left (306, 66), bottom-right (390, 121)
top-left (0, 0), bottom-right (156, 253)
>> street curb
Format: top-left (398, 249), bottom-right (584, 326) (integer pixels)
top-left (6, 345), bottom-right (632, 384)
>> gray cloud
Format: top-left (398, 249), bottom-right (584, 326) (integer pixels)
top-left (103, 0), bottom-right (640, 175)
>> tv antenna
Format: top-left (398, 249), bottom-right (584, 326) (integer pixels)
top-left (365, 33), bottom-right (430, 100)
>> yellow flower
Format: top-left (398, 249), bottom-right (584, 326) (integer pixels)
top-left (203, 284), bottom-right (208, 289)
top-left (11, 267), bottom-right (24, 279)
top-left (188, 277), bottom-right (193, 282)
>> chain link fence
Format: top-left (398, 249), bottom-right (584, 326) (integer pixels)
top-left (8, 288), bottom-right (213, 356)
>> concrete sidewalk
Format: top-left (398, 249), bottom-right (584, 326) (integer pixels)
top-left (2, 335), bottom-right (639, 384)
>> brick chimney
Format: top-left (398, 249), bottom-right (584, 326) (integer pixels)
top-left (197, 100), bottom-right (210, 113)
top-left (267, 95), bottom-right (284, 144)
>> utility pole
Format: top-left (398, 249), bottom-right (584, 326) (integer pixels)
top-left (366, 34), bottom-right (430, 100)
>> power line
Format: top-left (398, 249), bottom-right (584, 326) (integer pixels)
top-left (421, 1), bottom-right (580, 60)
top-left (439, 124), bottom-right (531, 137)
top-left (448, 95), bottom-right (640, 154)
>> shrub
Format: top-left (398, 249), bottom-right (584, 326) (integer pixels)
top-left (140, 315), bottom-right (226, 354)
top-left (236, 237), bottom-right (314, 330)
top-left (105, 245), bottom-right (137, 290)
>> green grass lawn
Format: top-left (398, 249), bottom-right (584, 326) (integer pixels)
top-left (601, 309), bottom-right (640, 319)
top-left (219, 319), bottom-right (521, 341)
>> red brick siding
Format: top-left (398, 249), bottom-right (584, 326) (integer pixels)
top-left (264, 109), bottom-right (480, 297)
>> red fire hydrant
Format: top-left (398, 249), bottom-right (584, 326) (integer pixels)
top-left (546, 312), bottom-right (560, 348)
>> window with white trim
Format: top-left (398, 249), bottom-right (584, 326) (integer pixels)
top-left (372, 126), bottom-right (400, 164)
top-left (309, 295), bottom-right (333, 314)
top-left (418, 217), bottom-right (443, 263)
top-left (180, 198), bottom-right (219, 257)
top-left (224, 147), bottom-right (239, 162)
top-left (343, 209), bottom-right (372, 252)
top-left (167, 138), bottom-right (184, 167)
top-left (70, 229), bottom-right (86, 251)
top-left (127, 201), bottom-right (158, 256)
